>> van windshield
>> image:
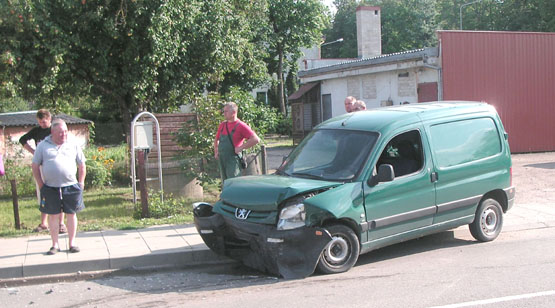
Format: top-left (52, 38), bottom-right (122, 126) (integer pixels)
top-left (277, 129), bottom-right (377, 181)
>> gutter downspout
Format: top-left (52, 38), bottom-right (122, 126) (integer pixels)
top-left (422, 63), bottom-right (443, 101)
top-left (421, 42), bottom-right (443, 101)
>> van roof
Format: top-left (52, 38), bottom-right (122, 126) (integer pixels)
top-left (317, 101), bottom-right (496, 132)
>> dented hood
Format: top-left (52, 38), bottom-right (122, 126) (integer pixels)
top-left (220, 175), bottom-right (340, 211)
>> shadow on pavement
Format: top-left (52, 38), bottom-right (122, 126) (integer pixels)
top-left (355, 230), bottom-right (475, 266)
top-left (524, 162), bottom-right (555, 170)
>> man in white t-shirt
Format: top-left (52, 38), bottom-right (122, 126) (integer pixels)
top-left (32, 119), bottom-right (86, 255)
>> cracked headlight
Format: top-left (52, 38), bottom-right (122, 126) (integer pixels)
top-left (277, 203), bottom-right (306, 230)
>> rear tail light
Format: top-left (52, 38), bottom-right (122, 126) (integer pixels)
top-left (510, 167), bottom-right (512, 186)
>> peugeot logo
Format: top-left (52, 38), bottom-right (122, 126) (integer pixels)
top-left (235, 208), bottom-right (251, 220)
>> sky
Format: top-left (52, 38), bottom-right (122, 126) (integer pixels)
top-left (322, 0), bottom-right (337, 13)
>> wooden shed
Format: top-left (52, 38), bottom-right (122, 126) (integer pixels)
top-left (0, 111), bottom-right (92, 159)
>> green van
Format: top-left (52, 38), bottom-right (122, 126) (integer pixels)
top-left (194, 101), bottom-right (515, 279)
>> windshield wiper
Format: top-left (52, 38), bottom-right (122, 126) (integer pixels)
top-left (275, 169), bottom-right (288, 176)
top-left (291, 172), bottom-right (325, 180)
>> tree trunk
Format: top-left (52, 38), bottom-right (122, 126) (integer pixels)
top-left (278, 46), bottom-right (286, 115)
top-left (119, 95), bottom-right (134, 143)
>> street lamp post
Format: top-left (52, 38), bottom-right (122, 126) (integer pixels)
top-left (321, 38), bottom-right (343, 47)
top-left (320, 38), bottom-right (344, 59)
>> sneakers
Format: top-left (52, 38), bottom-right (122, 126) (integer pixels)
top-left (59, 224), bottom-right (67, 234)
top-left (34, 224), bottom-right (48, 232)
top-left (46, 247), bottom-right (60, 255)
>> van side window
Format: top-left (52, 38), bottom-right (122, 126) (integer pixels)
top-left (377, 130), bottom-right (423, 178)
top-left (430, 117), bottom-right (501, 168)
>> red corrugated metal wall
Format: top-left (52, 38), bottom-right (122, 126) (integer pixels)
top-left (439, 31), bottom-right (555, 153)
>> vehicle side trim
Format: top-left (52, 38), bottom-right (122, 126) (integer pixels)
top-left (361, 195), bottom-right (483, 232)
top-left (436, 195), bottom-right (482, 213)
top-left (364, 206), bottom-right (436, 231)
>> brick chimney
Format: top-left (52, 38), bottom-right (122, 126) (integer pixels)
top-left (356, 6), bottom-right (381, 58)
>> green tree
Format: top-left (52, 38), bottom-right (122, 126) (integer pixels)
top-left (1, 0), bottom-right (268, 133)
top-left (375, 0), bottom-right (438, 54)
top-left (322, 0), bottom-right (359, 58)
top-left (436, 0), bottom-right (555, 32)
top-left (266, 0), bottom-right (330, 114)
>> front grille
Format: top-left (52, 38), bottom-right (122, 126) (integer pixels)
top-left (220, 202), bottom-right (276, 222)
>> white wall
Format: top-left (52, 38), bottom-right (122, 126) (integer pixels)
top-left (319, 68), bottom-right (439, 117)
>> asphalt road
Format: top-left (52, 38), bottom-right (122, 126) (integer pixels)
top-left (3, 225), bottom-right (554, 308)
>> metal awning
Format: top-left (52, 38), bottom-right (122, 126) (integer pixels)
top-left (288, 82), bottom-right (319, 101)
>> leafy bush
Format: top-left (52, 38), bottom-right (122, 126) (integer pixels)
top-left (84, 144), bottom-right (129, 188)
top-left (85, 159), bottom-right (110, 188)
top-left (101, 144), bottom-right (130, 186)
top-left (0, 158), bottom-right (36, 197)
top-left (0, 143), bottom-right (36, 197)
top-left (133, 190), bottom-right (192, 219)
top-left (273, 113), bottom-right (292, 136)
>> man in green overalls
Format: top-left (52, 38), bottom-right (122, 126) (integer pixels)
top-left (214, 102), bottom-right (260, 183)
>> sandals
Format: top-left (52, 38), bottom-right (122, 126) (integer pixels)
top-left (46, 247), bottom-right (60, 255)
top-left (69, 246), bottom-right (80, 253)
top-left (46, 246), bottom-right (80, 254)
top-left (33, 224), bottom-right (67, 233)
top-left (34, 224), bottom-right (49, 232)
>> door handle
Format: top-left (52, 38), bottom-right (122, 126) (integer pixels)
top-left (430, 172), bottom-right (438, 183)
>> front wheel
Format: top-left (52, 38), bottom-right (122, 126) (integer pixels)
top-left (317, 224), bottom-right (360, 274)
top-left (469, 198), bottom-right (503, 242)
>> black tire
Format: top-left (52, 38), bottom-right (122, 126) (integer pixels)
top-left (317, 224), bottom-right (360, 274)
top-left (469, 198), bottom-right (503, 242)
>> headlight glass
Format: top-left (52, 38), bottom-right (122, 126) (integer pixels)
top-left (277, 203), bottom-right (306, 230)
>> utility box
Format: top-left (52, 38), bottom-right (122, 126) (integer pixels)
top-left (134, 121), bottom-right (153, 149)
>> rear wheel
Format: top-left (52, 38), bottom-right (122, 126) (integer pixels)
top-left (469, 198), bottom-right (503, 242)
top-left (317, 224), bottom-right (360, 274)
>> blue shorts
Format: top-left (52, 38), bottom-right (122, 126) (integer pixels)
top-left (39, 184), bottom-right (85, 214)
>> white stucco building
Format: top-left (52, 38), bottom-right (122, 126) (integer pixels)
top-left (289, 6), bottom-right (441, 142)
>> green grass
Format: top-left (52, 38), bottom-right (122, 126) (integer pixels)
top-left (0, 186), bottom-right (220, 238)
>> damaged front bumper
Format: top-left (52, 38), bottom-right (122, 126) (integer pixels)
top-left (193, 203), bottom-right (332, 279)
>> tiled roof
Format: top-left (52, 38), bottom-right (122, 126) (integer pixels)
top-left (0, 111), bottom-right (92, 127)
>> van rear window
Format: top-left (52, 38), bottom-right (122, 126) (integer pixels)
top-left (430, 117), bottom-right (501, 167)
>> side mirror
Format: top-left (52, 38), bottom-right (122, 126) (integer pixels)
top-left (377, 164), bottom-right (395, 182)
top-left (368, 164), bottom-right (395, 186)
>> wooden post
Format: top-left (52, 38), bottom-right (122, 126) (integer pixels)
top-left (261, 145), bottom-right (268, 175)
top-left (137, 150), bottom-right (149, 218)
top-left (10, 180), bottom-right (21, 230)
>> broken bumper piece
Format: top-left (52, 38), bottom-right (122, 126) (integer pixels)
top-left (193, 204), bottom-right (331, 279)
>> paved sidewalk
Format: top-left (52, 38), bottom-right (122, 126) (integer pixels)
top-left (0, 224), bottom-right (231, 280)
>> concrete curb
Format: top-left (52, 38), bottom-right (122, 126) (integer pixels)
top-left (0, 224), bottom-right (233, 280)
